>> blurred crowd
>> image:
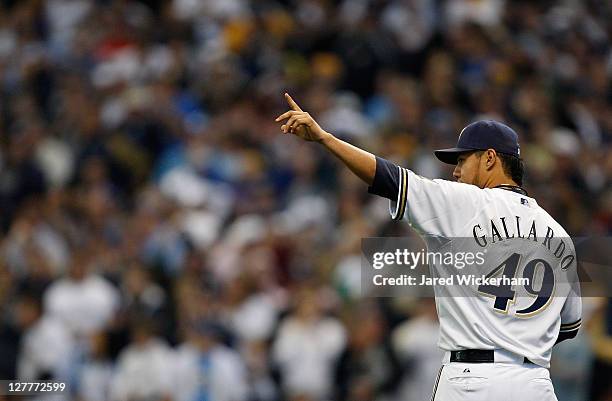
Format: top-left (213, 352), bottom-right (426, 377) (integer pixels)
top-left (0, 0), bottom-right (611, 401)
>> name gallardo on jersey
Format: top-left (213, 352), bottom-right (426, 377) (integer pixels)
top-left (369, 160), bottom-right (582, 368)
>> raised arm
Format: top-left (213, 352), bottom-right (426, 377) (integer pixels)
top-left (274, 93), bottom-right (480, 227)
top-left (275, 93), bottom-right (376, 185)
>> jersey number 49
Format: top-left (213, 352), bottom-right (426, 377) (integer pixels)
top-left (478, 253), bottom-right (555, 317)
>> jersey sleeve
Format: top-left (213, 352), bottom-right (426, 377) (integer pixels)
top-left (367, 156), bottom-right (401, 201)
top-left (367, 158), bottom-right (484, 237)
top-left (367, 156), bottom-right (409, 220)
top-left (402, 170), bottom-right (484, 237)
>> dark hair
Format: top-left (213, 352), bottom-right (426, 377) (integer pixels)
top-left (498, 153), bottom-right (524, 186)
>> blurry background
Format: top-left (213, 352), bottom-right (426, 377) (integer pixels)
top-left (0, 0), bottom-right (611, 400)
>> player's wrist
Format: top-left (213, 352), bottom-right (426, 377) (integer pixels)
top-left (318, 130), bottom-right (334, 145)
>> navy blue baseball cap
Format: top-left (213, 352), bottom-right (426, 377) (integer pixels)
top-left (434, 120), bottom-right (521, 165)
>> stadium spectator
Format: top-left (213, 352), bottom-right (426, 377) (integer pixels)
top-left (174, 320), bottom-right (249, 401)
top-left (392, 299), bottom-right (445, 401)
top-left (109, 318), bottom-right (175, 401)
top-left (272, 287), bottom-right (346, 400)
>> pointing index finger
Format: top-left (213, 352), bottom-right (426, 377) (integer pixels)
top-left (285, 93), bottom-right (303, 112)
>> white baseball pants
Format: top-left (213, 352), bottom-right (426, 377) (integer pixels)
top-left (430, 351), bottom-right (558, 401)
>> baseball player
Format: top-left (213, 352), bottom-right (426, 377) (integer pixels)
top-left (275, 93), bottom-right (582, 401)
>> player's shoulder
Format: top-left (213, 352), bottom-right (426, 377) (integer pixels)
top-left (481, 187), bottom-right (544, 210)
top-left (481, 186), bottom-right (527, 200)
top-left (490, 189), bottom-right (575, 242)
top-left (481, 188), bottom-right (573, 235)
top-left (408, 170), bottom-right (485, 196)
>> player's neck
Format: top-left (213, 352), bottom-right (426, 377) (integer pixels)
top-left (482, 174), bottom-right (518, 189)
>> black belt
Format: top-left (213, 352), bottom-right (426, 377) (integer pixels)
top-left (450, 350), bottom-right (533, 364)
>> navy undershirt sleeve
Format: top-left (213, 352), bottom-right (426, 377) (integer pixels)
top-left (367, 156), bottom-right (400, 200)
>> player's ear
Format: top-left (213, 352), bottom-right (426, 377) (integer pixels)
top-left (485, 149), bottom-right (497, 169)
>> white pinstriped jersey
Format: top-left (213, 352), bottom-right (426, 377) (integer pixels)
top-left (389, 168), bottom-right (582, 368)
